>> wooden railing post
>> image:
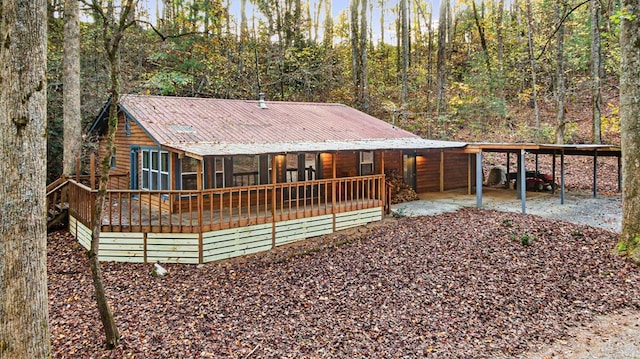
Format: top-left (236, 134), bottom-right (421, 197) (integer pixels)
top-left (75, 153), bottom-right (81, 183)
top-left (90, 153), bottom-right (96, 189)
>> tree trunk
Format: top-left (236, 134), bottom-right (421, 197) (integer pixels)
top-left (63, 0), bottom-right (82, 177)
top-left (87, 0), bottom-right (139, 348)
top-left (359, 0), bottom-right (369, 111)
top-left (401, 0), bottom-right (409, 107)
top-left (436, 0), bottom-right (448, 117)
top-left (496, 0), bottom-right (505, 102)
top-left (618, 0), bottom-right (640, 263)
top-left (525, 0), bottom-right (540, 135)
top-left (591, 0), bottom-right (602, 143)
top-left (379, 0), bottom-right (385, 46)
top-left (0, 0), bottom-right (51, 357)
top-left (472, 0), bottom-right (490, 71)
top-left (351, 0), bottom-right (360, 98)
top-left (555, 1), bottom-right (566, 144)
top-left (323, 0), bottom-right (333, 49)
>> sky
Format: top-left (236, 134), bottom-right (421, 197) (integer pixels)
top-left (135, 0), bottom-right (441, 44)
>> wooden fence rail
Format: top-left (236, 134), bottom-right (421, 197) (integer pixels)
top-left (66, 175), bottom-right (385, 234)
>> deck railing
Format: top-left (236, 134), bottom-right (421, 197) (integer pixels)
top-left (67, 174), bottom-right (386, 234)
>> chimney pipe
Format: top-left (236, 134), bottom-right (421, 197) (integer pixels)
top-left (258, 92), bottom-right (268, 109)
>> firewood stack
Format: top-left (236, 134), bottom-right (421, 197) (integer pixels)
top-left (385, 169), bottom-right (419, 204)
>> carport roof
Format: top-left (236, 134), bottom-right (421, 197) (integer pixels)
top-left (465, 143), bottom-right (621, 157)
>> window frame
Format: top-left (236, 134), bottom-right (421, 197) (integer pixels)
top-left (140, 148), bottom-right (170, 190)
top-left (359, 151), bottom-right (374, 176)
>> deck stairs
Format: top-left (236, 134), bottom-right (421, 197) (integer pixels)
top-left (47, 177), bottom-right (70, 231)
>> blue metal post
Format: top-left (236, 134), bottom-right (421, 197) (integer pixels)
top-left (560, 150), bottom-right (565, 204)
top-left (593, 150), bottom-right (598, 198)
top-left (476, 152), bottom-right (483, 208)
top-left (519, 149), bottom-right (526, 214)
top-left (551, 151), bottom-right (557, 194)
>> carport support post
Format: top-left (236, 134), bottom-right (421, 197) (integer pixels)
top-left (518, 149), bottom-right (526, 214)
top-left (476, 152), bottom-right (483, 208)
top-left (618, 156), bottom-right (622, 192)
top-left (592, 150), bottom-right (598, 198)
top-left (552, 151), bottom-right (557, 194)
top-left (560, 150), bottom-right (565, 204)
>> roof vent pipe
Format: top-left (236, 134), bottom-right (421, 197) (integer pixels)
top-left (258, 92), bottom-right (268, 109)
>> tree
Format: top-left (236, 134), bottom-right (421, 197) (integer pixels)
top-left (0, 0), bottom-right (51, 357)
top-left (350, 0), bottom-right (370, 111)
top-left (555, 0), bottom-right (567, 144)
top-left (525, 0), bottom-right (540, 134)
top-left (86, 0), bottom-right (139, 349)
top-left (472, 0), bottom-right (490, 71)
top-left (63, 0), bottom-right (82, 177)
top-left (400, 0), bottom-right (409, 107)
top-left (618, 0), bottom-right (640, 263)
top-left (590, 0), bottom-right (602, 143)
top-left (436, 0), bottom-right (448, 117)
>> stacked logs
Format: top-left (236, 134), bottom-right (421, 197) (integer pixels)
top-left (385, 169), bottom-right (419, 204)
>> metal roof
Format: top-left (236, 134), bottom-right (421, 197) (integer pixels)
top-left (465, 143), bottom-right (621, 156)
top-left (116, 94), bottom-right (467, 156)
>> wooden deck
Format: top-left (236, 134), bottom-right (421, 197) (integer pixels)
top-left (63, 175), bottom-right (387, 264)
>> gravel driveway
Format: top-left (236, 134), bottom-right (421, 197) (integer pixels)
top-left (391, 188), bottom-right (622, 233)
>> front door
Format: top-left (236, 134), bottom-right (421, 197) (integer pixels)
top-left (403, 153), bottom-right (416, 190)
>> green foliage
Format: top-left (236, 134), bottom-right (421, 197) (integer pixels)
top-left (41, 0), bottom-right (624, 186)
top-left (518, 232), bottom-right (535, 246)
top-left (602, 102), bottom-right (621, 133)
top-left (392, 207), bottom-right (407, 218)
top-left (610, 8), bottom-right (637, 24)
top-left (144, 71), bottom-right (194, 95)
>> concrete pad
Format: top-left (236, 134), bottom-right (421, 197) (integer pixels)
top-left (390, 187), bottom-right (622, 233)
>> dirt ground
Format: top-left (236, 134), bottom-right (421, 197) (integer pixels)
top-left (392, 188), bottom-right (639, 359)
top-left (517, 310), bottom-right (640, 359)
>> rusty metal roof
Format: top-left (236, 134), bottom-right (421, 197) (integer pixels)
top-left (117, 94), bottom-right (467, 156)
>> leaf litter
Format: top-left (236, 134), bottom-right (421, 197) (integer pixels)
top-left (48, 208), bottom-right (640, 358)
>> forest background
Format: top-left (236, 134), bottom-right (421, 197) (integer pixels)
top-left (45, 0), bottom-right (621, 183)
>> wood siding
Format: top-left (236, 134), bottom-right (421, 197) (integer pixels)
top-left (378, 150), bottom-right (402, 174)
top-left (443, 152), bottom-right (473, 191)
top-left (98, 113), bottom-right (158, 190)
top-left (416, 150), bottom-right (442, 192)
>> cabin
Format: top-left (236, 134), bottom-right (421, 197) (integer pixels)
top-left (61, 94), bottom-right (476, 264)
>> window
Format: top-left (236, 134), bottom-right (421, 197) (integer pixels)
top-left (304, 153), bottom-right (317, 181)
top-left (141, 149), bottom-right (169, 190)
top-left (284, 154), bottom-right (298, 182)
top-left (360, 151), bottom-right (374, 175)
top-left (214, 157), bottom-right (224, 188)
top-left (181, 157), bottom-right (199, 190)
top-left (124, 117), bottom-right (131, 136)
top-left (233, 155), bottom-right (259, 186)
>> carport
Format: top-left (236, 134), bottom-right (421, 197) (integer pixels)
top-left (464, 143), bottom-right (622, 214)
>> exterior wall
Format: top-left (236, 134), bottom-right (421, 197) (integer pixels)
top-left (320, 150), bottom-right (398, 179)
top-left (413, 149), bottom-right (474, 193)
top-left (378, 150), bottom-right (402, 174)
top-left (98, 113), bottom-right (159, 190)
top-left (443, 151), bottom-right (473, 191)
top-left (416, 150), bottom-right (442, 193)
top-left (336, 152), bottom-right (358, 177)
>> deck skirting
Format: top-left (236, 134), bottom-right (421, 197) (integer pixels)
top-left (69, 206), bottom-right (383, 264)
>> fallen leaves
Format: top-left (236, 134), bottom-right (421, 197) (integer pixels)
top-left (47, 209), bottom-right (640, 358)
